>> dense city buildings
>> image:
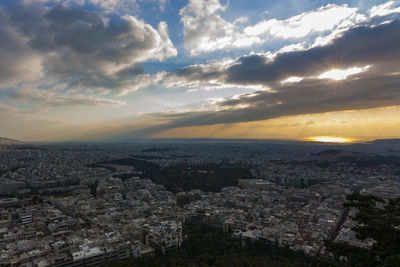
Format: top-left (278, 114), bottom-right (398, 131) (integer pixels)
top-left (0, 141), bottom-right (400, 266)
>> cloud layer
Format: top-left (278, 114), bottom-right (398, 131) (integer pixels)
top-left (1, 0), bottom-right (400, 141)
top-left (126, 19), bottom-right (400, 136)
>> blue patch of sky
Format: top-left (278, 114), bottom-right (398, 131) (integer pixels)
top-left (0, 87), bottom-right (14, 101)
top-left (0, 0), bottom-right (14, 8)
top-left (142, 61), bottom-right (188, 75)
top-left (37, 84), bottom-right (54, 90)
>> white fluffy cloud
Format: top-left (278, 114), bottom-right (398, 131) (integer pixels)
top-left (370, 1), bottom-right (400, 17)
top-left (180, 0), bottom-right (264, 56)
top-left (181, 0), bottom-right (235, 55)
top-left (180, 1), bottom-right (384, 56)
top-left (244, 4), bottom-right (365, 39)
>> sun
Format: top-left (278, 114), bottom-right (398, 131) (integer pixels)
top-left (306, 136), bottom-right (353, 143)
top-left (318, 66), bottom-right (370, 80)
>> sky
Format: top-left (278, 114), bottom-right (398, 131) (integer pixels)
top-left (1, 0), bottom-right (400, 142)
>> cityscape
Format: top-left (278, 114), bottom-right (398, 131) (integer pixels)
top-left (0, 139), bottom-right (399, 266)
top-left (1, 0), bottom-right (400, 266)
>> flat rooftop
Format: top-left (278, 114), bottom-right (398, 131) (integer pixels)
top-left (239, 179), bottom-right (275, 185)
top-left (0, 197), bottom-right (18, 203)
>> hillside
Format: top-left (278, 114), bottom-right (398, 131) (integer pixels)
top-left (0, 137), bottom-right (23, 145)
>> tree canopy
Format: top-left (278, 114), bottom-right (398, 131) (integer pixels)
top-left (328, 194), bottom-right (400, 267)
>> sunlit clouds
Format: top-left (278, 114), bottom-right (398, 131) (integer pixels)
top-left (318, 66), bottom-right (370, 80)
top-left (281, 77), bottom-right (303, 84)
top-left (181, 1), bottom-right (368, 56)
top-left (370, 1), bottom-right (400, 18)
top-left (1, 0), bottom-right (400, 141)
top-left (244, 4), bottom-right (365, 39)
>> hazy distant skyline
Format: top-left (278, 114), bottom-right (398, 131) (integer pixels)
top-left (1, 0), bottom-right (400, 142)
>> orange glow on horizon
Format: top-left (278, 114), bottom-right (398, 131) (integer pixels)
top-left (149, 106), bottom-right (400, 142)
top-left (305, 136), bottom-right (353, 143)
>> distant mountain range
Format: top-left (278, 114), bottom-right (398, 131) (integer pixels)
top-left (313, 148), bottom-right (400, 167)
top-left (371, 139), bottom-right (400, 144)
top-left (0, 137), bottom-right (23, 145)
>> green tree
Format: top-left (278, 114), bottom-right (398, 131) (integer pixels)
top-left (328, 194), bottom-right (400, 266)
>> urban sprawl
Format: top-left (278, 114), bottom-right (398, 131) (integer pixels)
top-left (0, 142), bottom-right (399, 266)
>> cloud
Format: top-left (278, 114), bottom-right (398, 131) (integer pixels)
top-left (0, 103), bottom-right (17, 116)
top-left (370, 1), bottom-right (400, 18)
top-left (136, 15), bottom-right (400, 93)
top-left (180, 0), bottom-right (237, 56)
top-left (156, 18), bottom-right (400, 90)
top-left (144, 72), bottom-right (400, 132)
top-left (0, 2), bottom-right (176, 94)
top-left (226, 19), bottom-right (400, 85)
top-left (87, 0), bottom-right (169, 14)
top-left (275, 5), bottom-right (363, 37)
top-left (214, 73), bottom-right (400, 123)
top-left (244, 4), bottom-right (365, 39)
top-left (180, 0), bottom-right (368, 56)
top-left (0, 8), bottom-right (42, 87)
top-left (163, 59), bottom-right (229, 89)
top-left (85, 0), bottom-right (138, 13)
top-left (33, 0), bottom-right (167, 15)
top-left (180, 0), bottom-right (275, 56)
top-left (5, 88), bottom-right (125, 107)
top-left (115, 19), bottom-right (400, 137)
